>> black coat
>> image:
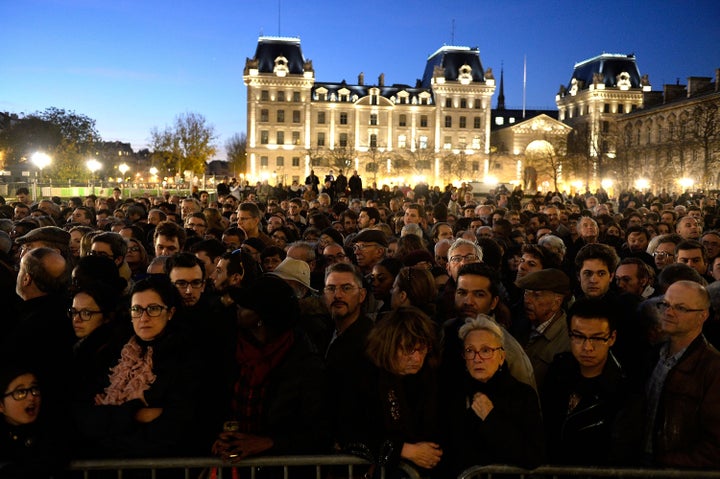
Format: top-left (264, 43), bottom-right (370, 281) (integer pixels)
top-left (440, 367), bottom-right (544, 477)
top-left (541, 351), bottom-right (644, 465)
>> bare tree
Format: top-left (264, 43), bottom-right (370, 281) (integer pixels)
top-left (225, 133), bottom-right (247, 177)
top-left (691, 101), bottom-right (720, 188)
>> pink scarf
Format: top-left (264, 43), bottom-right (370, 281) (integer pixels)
top-left (96, 337), bottom-right (156, 405)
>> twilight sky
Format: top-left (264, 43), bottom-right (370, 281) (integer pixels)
top-left (1, 0), bottom-right (718, 160)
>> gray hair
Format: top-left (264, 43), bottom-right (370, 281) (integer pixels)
top-left (447, 238), bottom-right (484, 262)
top-left (458, 314), bottom-right (504, 343)
top-left (401, 223), bottom-right (424, 239)
top-left (538, 234), bottom-right (567, 257)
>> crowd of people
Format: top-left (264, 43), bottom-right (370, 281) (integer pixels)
top-left (0, 176), bottom-right (719, 478)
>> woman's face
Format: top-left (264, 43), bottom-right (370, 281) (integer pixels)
top-left (371, 265), bottom-right (395, 300)
top-left (394, 343), bottom-right (428, 376)
top-left (390, 276), bottom-right (406, 309)
top-left (125, 240), bottom-right (142, 264)
top-left (463, 329), bottom-right (505, 383)
top-left (70, 230), bottom-right (83, 257)
top-left (0, 373), bottom-right (41, 426)
top-left (262, 254), bottom-right (282, 272)
top-left (131, 290), bottom-right (174, 341)
top-left (606, 226), bottom-right (621, 238)
top-left (71, 292), bottom-right (106, 339)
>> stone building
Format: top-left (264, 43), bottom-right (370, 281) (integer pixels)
top-left (243, 36), bottom-right (495, 187)
top-left (613, 72), bottom-right (720, 192)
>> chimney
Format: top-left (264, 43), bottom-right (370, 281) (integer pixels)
top-left (358, 72), bottom-right (364, 86)
top-left (663, 83), bottom-right (686, 104)
top-left (378, 73), bottom-right (385, 87)
top-left (687, 76), bottom-right (712, 97)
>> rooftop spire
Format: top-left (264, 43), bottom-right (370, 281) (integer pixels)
top-left (497, 62), bottom-right (506, 110)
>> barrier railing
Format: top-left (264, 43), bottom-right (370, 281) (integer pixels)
top-left (459, 464), bottom-right (720, 479)
top-left (69, 455), bottom-right (422, 479)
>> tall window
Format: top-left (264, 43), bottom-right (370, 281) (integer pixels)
top-left (276, 156), bottom-right (284, 166)
top-left (261, 131), bottom-right (269, 144)
top-left (370, 114), bottom-right (378, 126)
top-left (292, 91), bottom-right (301, 102)
top-left (318, 112), bottom-right (326, 124)
top-left (260, 109), bottom-right (269, 122)
top-left (445, 116), bottom-right (452, 128)
top-left (292, 131), bottom-right (300, 145)
top-left (443, 136), bottom-right (452, 149)
top-left (399, 114), bottom-right (407, 127)
top-left (420, 115), bottom-right (428, 127)
top-left (460, 99), bottom-right (467, 108)
top-left (339, 133), bottom-right (348, 147)
top-left (398, 135), bottom-right (406, 148)
top-left (317, 132), bottom-right (325, 147)
top-left (260, 156), bottom-right (268, 166)
top-left (370, 134), bottom-right (377, 148)
top-left (445, 98), bottom-right (452, 108)
top-left (419, 136), bottom-right (428, 149)
top-left (277, 91), bottom-right (285, 101)
top-left (340, 112), bottom-right (348, 125)
top-left (459, 116), bottom-right (467, 128)
top-left (261, 90), bottom-right (269, 101)
top-left (277, 110), bottom-right (285, 123)
top-left (292, 157), bottom-right (300, 167)
top-left (473, 117), bottom-right (481, 128)
top-left (276, 131), bottom-right (284, 144)
top-left (292, 111), bottom-right (300, 123)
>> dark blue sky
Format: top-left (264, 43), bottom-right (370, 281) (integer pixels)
top-left (1, 0), bottom-right (718, 158)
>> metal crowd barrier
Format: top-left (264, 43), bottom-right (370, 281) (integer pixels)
top-left (69, 455), bottom-right (422, 479)
top-left (459, 464), bottom-right (720, 479)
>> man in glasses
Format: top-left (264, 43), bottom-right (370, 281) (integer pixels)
top-left (644, 280), bottom-right (720, 468)
top-left (166, 253), bottom-right (206, 308)
top-left (542, 297), bottom-right (642, 466)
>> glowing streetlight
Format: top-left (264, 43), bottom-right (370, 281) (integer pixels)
top-left (86, 158), bottom-right (102, 194)
top-left (601, 178), bottom-right (613, 189)
top-left (118, 163), bottom-right (129, 176)
top-left (31, 152), bottom-right (51, 178)
top-left (149, 166), bottom-right (158, 176)
top-left (635, 178), bottom-right (650, 190)
top-left (679, 178), bottom-right (694, 190)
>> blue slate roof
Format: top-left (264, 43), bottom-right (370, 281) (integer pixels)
top-left (567, 53), bottom-right (643, 90)
top-left (252, 36), bottom-right (306, 74)
top-left (421, 46), bottom-right (486, 88)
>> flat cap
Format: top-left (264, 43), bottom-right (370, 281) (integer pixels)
top-left (16, 226), bottom-right (70, 249)
top-left (515, 268), bottom-right (570, 295)
top-left (353, 229), bottom-right (388, 248)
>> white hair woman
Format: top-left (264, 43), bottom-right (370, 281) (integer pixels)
top-left (439, 315), bottom-right (544, 476)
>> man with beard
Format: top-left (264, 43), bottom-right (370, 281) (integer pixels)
top-left (323, 263), bottom-right (372, 445)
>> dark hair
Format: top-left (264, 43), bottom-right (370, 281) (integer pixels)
top-left (360, 207), bottom-right (381, 225)
top-left (153, 221), bottom-right (187, 249)
top-left (72, 255), bottom-right (127, 294)
top-left (394, 266), bottom-right (437, 312)
top-left (675, 239), bottom-right (706, 256)
top-left (92, 232), bottom-right (128, 258)
top-left (130, 275), bottom-right (183, 310)
top-left (521, 244), bottom-right (562, 270)
top-left (366, 306), bottom-right (438, 373)
top-left (234, 275), bottom-right (299, 337)
top-left (456, 262), bottom-right (500, 298)
top-left (165, 252), bottom-right (205, 278)
top-left (221, 249), bottom-right (262, 283)
top-left (567, 297), bottom-right (617, 332)
top-left (190, 238), bottom-right (226, 261)
top-left (574, 243), bottom-right (620, 273)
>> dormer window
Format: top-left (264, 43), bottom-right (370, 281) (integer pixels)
top-left (458, 64), bottom-right (472, 85)
top-left (617, 72), bottom-right (631, 90)
top-left (273, 55), bottom-right (289, 77)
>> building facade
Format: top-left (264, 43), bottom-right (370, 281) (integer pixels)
top-left (243, 36), bottom-right (495, 187)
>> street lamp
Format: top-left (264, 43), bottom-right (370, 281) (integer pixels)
top-left (86, 158), bottom-right (102, 194)
top-left (31, 152), bottom-right (52, 200)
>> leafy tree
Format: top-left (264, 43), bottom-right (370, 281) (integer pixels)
top-left (150, 112), bottom-right (217, 175)
top-left (225, 133), bottom-right (247, 176)
top-left (0, 108), bottom-right (100, 181)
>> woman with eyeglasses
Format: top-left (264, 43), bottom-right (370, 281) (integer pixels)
top-left (0, 365), bottom-right (67, 477)
top-left (70, 283), bottom-right (130, 403)
top-left (125, 238), bottom-right (150, 282)
top-left (75, 275), bottom-right (205, 457)
top-left (439, 315), bottom-right (544, 476)
top-left (338, 307), bottom-right (442, 475)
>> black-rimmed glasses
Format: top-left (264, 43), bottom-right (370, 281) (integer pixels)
top-left (4, 386), bottom-right (41, 401)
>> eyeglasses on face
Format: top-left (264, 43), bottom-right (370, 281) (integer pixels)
top-left (400, 344), bottom-right (430, 356)
top-left (653, 251), bottom-right (674, 259)
top-left (656, 301), bottom-right (704, 315)
top-left (127, 246), bottom-right (141, 253)
top-left (324, 284), bottom-right (359, 294)
top-left (89, 250), bottom-right (114, 259)
top-left (173, 279), bottom-right (205, 290)
top-left (130, 304), bottom-right (169, 318)
top-left (449, 253), bottom-right (479, 263)
top-left (67, 308), bottom-right (103, 321)
top-left (568, 332), bottom-right (612, 346)
top-left (463, 346), bottom-right (503, 360)
top-left (4, 386), bottom-right (41, 401)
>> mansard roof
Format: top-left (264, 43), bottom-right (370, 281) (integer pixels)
top-left (312, 82), bottom-right (431, 102)
top-left (251, 36), bottom-right (307, 74)
top-left (566, 53), bottom-right (643, 90)
top-left (421, 46), bottom-right (486, 88)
